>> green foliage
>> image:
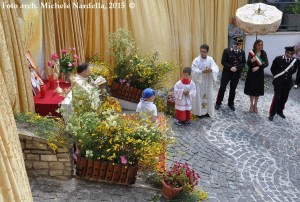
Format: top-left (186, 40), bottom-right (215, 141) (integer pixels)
top-left (14, 112), bottom-right (71, 150)
top-left (151, 194), bottom-right (160, 202)
top-left (167, 189), bottom-right (208, 201)
top-left (109, 29), bottom-right (177, 89)
top-left (285, 0), bottom-right (300, 14)
top-left (241, 65), bottom-right (248, 80)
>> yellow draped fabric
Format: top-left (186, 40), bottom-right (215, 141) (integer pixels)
top-left (0, 70), bottom-right (33, 201)
top-left (0, 0), bottom-right (33, 201)
top-left (0, 0), bottom-right (34, 112)
top-left (84, 0), bottom-right (248, 84)
top-left (0, 23), bottom-right (32, 202)
top-left (41, 0), bottom-right (247, 85)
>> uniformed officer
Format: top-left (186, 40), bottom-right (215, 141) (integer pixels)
top-left (215, 37), bottom-right (246, 111)
top-left (269, 46), bottom-right (300, 121)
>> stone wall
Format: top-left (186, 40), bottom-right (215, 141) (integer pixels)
top-left (19, 132), bottom-right (73, 180)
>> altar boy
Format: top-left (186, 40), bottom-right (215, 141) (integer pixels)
top-left (174, 67), bottom-right (196, 126)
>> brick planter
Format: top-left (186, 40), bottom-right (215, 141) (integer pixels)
top-left (19, 133), bottom-right (73, 180)
top-left (110, 83), bottom-right (143, 103)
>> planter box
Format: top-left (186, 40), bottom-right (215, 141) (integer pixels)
top-left (282, 13), bottom-right (300, 31)
top-left (110, 83), bottom-right (143, 103)
top-left (76, 156), bottom-right (138, 185)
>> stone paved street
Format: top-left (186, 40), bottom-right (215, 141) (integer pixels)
top-left (30, 76), bottom-right (300, 202)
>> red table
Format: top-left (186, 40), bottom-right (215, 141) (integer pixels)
top-left (34, 80), bottom-right (71, 117)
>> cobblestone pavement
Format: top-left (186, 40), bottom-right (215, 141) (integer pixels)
top-left (30, 76), bottom-right (300, 202)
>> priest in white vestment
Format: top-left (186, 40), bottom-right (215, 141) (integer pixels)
top-left (191, 44), bottom-right (219, 118)
top-left (71, 62), bottom-right (100, 110)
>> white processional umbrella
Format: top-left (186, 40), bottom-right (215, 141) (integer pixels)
top-left (235, 3), bottom-right (283, 39)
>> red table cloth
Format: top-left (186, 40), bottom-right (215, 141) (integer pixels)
top-left (33, 80), bottom-right (71, 117)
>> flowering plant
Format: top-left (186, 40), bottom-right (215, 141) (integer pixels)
top-left (88, 54), bottom-right (115, 84)
top-left (163, 161), bottom-right (201, 193)
top-left (62, 85), bottom-right (171, 170)
top-left (14, 112), bottom-right (70, 151)
top-left (48, 48), bottom-right (79, 73)
top-left (109, 29), bottom-right (177, 89)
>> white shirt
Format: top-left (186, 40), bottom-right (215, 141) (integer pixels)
top-left (136, 100), bottom-right (157, 120)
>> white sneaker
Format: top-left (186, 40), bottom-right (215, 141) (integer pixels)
top-left (294, 85), bottom-right (298, 89)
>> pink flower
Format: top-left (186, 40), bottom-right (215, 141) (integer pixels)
top-left (68, 63), bottom-right (72, 67)
top-left (51, 53), bottom-right (58, 61)
top-left (72, 47), bottom-right (76, 51)
top-left (73, 62), bottom-right (77, 66)
top-left (120, 156), bottom-right (127, 164)
top-left (47, 61), bottom-right (53, 67)
top-left (74, 54), bottom-right (79, 60)
top-left (62, 49), bottom-right (67, 54)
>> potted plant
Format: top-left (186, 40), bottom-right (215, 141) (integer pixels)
top-left (108, 29), bottom-right (177, 103)
top-left (162, 161), bottom-right (201, 199)
top-left (60, 85), bottom-right (171, 184)
top-left (283, 0), bottom-right (300, 31)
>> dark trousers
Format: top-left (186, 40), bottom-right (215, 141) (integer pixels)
top-left (295, 67), bottom-right (300, 85)
top-left (216, 72), bottom-right (240, 106)
top-left (269, 84), bottom-right (291, 116)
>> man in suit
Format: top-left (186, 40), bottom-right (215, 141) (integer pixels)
top-left (215, 37), bottom-right (246, 111)
top-left (268, 46), bottom-right (300, 121)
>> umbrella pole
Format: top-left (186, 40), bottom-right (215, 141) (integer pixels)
top-left (256, 33), bottom-right (257, 40)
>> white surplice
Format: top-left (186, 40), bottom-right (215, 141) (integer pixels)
top-left (191, 56), bottom-right (219, 117)
top-left (174, 80), bottom-right (196, 111)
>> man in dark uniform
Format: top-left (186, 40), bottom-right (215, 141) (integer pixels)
top-left (215, 37), bottom-right (246, 111)
top-left (268, 46), bottom-right (300, 121)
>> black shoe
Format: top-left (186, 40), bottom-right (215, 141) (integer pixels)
top-left (268, 115), bottom-right (274, 121)
top-left (228, 105), bottom-right (235, 111)
top-left (175, 120), bottom-right (183, 126)
top-left (215, 104), bottom-right (220, 110)
top-left (277, 113), bottom-right (286, 119)
top-left (204, 113), bottom-right (210, 118)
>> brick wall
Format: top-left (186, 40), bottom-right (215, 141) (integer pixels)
top-left (19, 132), bottom-right (73, 180)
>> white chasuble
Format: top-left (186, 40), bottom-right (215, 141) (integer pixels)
top-left (191, 56), bottom-right (219, 117)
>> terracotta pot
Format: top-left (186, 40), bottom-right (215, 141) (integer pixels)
top-left (105, 162), bottom-right (114, 181)
top-left (161, 180), bottom-right (183, 200)
top-left (99, 161), bottom-right (108, 180)
top-left (92, 160), bottom-right (102, 179)
top-left (112, 163), bottom-right (122, 182)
